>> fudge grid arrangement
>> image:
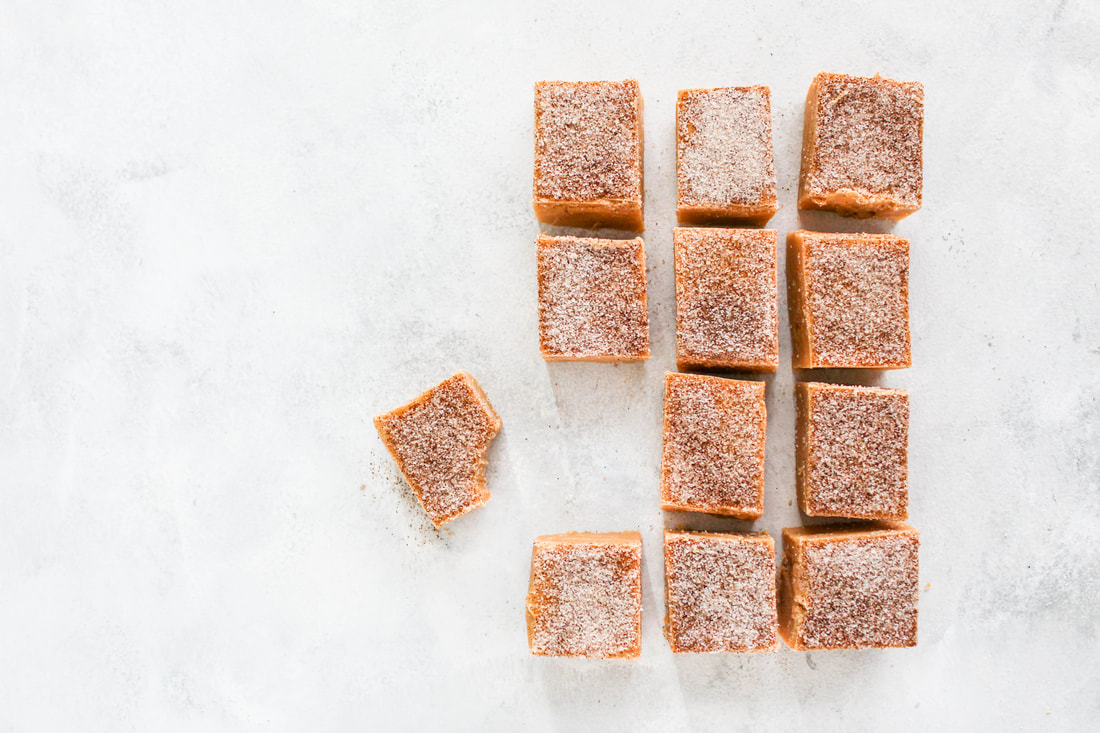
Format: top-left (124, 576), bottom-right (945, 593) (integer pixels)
top-left (375, 72), bottom-right (923, 655)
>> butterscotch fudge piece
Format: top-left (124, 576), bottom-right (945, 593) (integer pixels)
top-left (536, 234), bottom-right (650, 362)
top-left (660, 372), bottom-right (766, 519)
top-left (787, 231), bottom-right (910, 369)
top-left (798, 73), bottom-right (924, 219)
top-left (533, 80), bottom-right (644, 231)
top-left (664, 531), bottom-right (778, 653)
top-left (677, 86), bottom-right (777, 226)
top-left (674, 227), bottom-right (778, 372)
top-left (797, 383), bottom-right (909, 520)
top-left (526, 532), bottom-right (643, 658)
top-left (373, 372), bottom-right (501, 527)
top-left (778, 523), bottom-right (919, 650)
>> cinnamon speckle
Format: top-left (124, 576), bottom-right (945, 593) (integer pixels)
top-left (802, 73), bottom-right (923, 215)
top-left (678, 86), bottom-right (776, 212)
top-left (782, 525), bottom-right (919, 649)
top-left (373, 373), bottom-right (501, 527)
top-left (534, 80), bottom-right (643, 203)
top-left (792, 231), bottom-right (910, 368)
top-left (665, 531), bottom-right (778, 653)
top-left (660, 373), bottom-right (766, 518)
top-left (537, 235), bottom-right (650, 361)
top-left (675, 227), bottom-right (778, 370)
top-left (526, 533), bottom-right (643, 658)
top-left (798, 383), bottom-right (909, 520)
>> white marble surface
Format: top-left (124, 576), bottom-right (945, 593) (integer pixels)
top-left (2, 1), bottom-right (1098, 730)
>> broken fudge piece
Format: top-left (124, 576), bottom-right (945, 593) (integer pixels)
top-left (787, 230), bottom-right (910, 369)
top-left (526, 532), bottom-right (643, 658)
top-left (537, 234), bottom-right (650, 362)
top-left (778, 523), bottom-right (919, 650)
top-left (677, 86), bottom-right (777, 226)
top-left (797, 382), bottom-right (909, 520)
top-left (798, 72), bottom-right (924, 219)
top-left (534, 80), bottom-right (645, 231)
top-left (664, 530), bottom-right (778, 653)
top-left (373, 372), bottom-right (501, 527)
top-left (660, 372), bottom-right (766, 519)
top-left (674, 227), bottom-right (778, 372)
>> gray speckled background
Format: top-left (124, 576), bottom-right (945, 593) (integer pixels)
top-left (2, 1), bottom-right (1098, 730)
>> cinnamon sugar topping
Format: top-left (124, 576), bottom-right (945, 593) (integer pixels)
top-left (526, 533), bottom-right (643, 658)
top-left (534, 80), bottom-right (643, 203)
top-left (677, 87), bottom-right (777, 218)
top-left (674, 227), bottom-right (778, 371)
top-left (800, 73), bottom-right (924, 218)
top-left (373, 372), bottom-right (501, 527)
top-left (780, 525), bottom-right (919, 649)
top-left (788, 231), bottom-right (910, 369)
top-left (664, 531), bottom-right (778, 653)
top-left (537, 234), bottom-right (650, 362)
top-left (797, 383), bottom-right (909, 520)
top-left (660, 373), bottom-right (767, 519)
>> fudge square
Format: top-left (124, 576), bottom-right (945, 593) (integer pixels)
top-left (537, 234), bottom-right (650, 362)
top-left (661, 372), bottom-right (766, 519)
top-left (534, 80), bottom-right (644, 231)
top-left (798, 73), bottom-right (924, 219)
top-left (778, 523), bottom-right (919, 650)
top-left (526, 532), bottom-right (643, 658)
top-left (797, 382), bottom-right (909, 520)
top-left (373, 372), bottom-right (501, 527)
top-left (674, 227), bottom-right (779, 372)
top-left (787, 230), bottom-right (910, 369)
top-left (664, 530), bottom-right (778, 653)
top-left (677, 86), bottom-right (778, 226)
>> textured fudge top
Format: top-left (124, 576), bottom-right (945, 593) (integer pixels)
top-left (534, 80), bottom-right (643, 202)
top-left (801, 383), bottom-right (908, 518)
top-left (808, 73), bottom-right (923, 206)
top-left (527, 533), bottom-right (642, 658)
top-left (675, 227), bottom-right (778, 367)
top-left (678, 86), bottom-right (776, 207)
top-left (537, 234), bottom-right (649, 360)
top-left (790, 525), bottom-right (919, 648)
top-left (665, 531), bottom-right (778, 652)
top-left (662, 373), bottom-right (766, 514)
top-left (797, 231), bottom-right (909, 366)
top-left (373, 372), bottom-right (501, 526)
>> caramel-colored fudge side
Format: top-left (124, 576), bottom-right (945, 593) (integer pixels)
top-left (674, 227), bottom-right (779, 372)
top-left (796, 78), bottom-right (822, 218)
top-left (779, 523), bottom-right (919, 650)
top-left (660, 372), bottom-right (766, 519)
top-left (677, 206), bottom-right (775, 228)
top-left (664, 530), bottom-right (778, 653)
top-left (798, 383), bottom-right (910, 520)
top-left (786, 232), bottom-right (815, 368)
top-left (525, 541), bottom-right (541, 650)
top-left (532, 199), bottom-right (644, 232)
top-left (676, 87), bottom-right (778, 226)
top-left (526, 532), bottom-right (643, 658)
top-left (533, 80), bottom-right (644, 231)
top-left (777, 527), bottom-right (807, 650)
top-left (798, 73), bottom-right (924, 220)
top-left (794, 382), bottom-right (813, 512)
top-left (536, 234), bottom-right (650, 363)
top-left (373, 372), bottom-right (501, 527)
